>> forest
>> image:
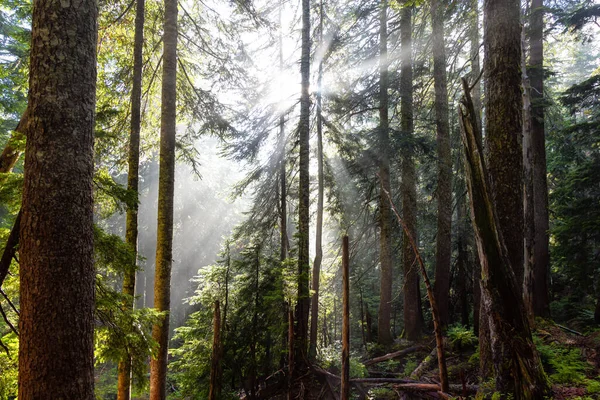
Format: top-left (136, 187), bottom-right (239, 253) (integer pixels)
top-left (0, 0), bottom-right (599, 397)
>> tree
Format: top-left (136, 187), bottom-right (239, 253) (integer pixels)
top-left (309, 0), bottom-right (325, 359)
top-left (149, 0), bottom-right (177, 396)
top-left (529, 0), bottom-right (551, 317)
top-left (484, 0), bottom-right (524, 289)
top-left (18, 0), bottom-right (97, 396)
top-left (400, 1), bottom-right (423, 341)
top-left (431, 0), bottom-right (452, 328)
top-left (117, 0), bottom-right (145, 397)
top-left (295, 0), bottom-right (311, 364)
top-left (377, 0), bottom-right (393, 346)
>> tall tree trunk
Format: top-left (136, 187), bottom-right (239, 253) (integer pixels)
top-left (209, 301), bottom-right (222, 400)
top-left (279, 1), bottom-right (288, 265)
top-left (18, 0), bottom-right (97, 395)
top-left (522, 22), bottom-right (536, 325)
top-left (295, 0), bottom-right (311, 366)
top-left (530, 0), bottom-right (550, 318)
top-left (377, 0), bottom-right (393, 346)
top-left (468, 0), bottom-right (490, 375)
top-left (400, 2), bottom-right (423, 341)
top-left (431, 0), bottom-right (452, 329)
top-left (459, 78), bottom-right (550, 399)
top-left (341, 236), bottom-right (350, 400)
top-left (118, 0), bottom-right (145, 397)
top-left (278, 1), bottom-right (289, 369)
top-left (149, 0), bottom-right (177, 395)
top-left (484, 0), bottom-right (524, 291)
top-left (309, 0), bottom-right (325, 360)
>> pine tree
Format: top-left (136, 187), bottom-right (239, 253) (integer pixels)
top-left (149, 0), bottom-right (178, 395)
top-left (18, 0), bottom-right (97, 395)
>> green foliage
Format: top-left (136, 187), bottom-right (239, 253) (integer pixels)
top-left (0, 332), bottom-right (17, 400)
top-left (93, 169), bottom-right (138, 219)
top-left (447, 324), bottom-right (477, 350)
top-left (320, 341), bottom-right (368, 378)
top-left (585, 379), bottom-right (600, 394)
top-left (548, 73), bottom-right (600, 323)
top-left (534, 335), bottom-right (588, 384)
top-left (170, 238), bottom-right (287, 398)
top-left (402, 356), bottom-right (418, 377)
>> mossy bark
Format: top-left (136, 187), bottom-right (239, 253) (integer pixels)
top-left (149, 0), bottom-right (177, 396)
top-left (460, 79), bottom-right (550, 400)
top-left (117, 0), bottom-right (145, 397)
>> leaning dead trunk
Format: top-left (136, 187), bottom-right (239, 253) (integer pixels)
top-left (381, 186), bottom-right (448, 393)
top-left (459, 78), bottom-right (550, 399)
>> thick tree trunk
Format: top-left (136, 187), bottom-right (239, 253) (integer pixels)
top-left (309, 0), bottom-right (325, 360)
top-left (431, 0), bottom-right (452, 329)
top-left (377, 0), bottom-right (393, 346)
top-left (209, 301), bottom-right (222, 400)
top-left (400, 2), bottom-right (423, 341)
top-left (484, 0), bottom-right (524, 290)
top-left (341, 236), bottom-right (350, 400)
top-left (149, 0), bottom-right (177, 396)
top-left (295, 0), bottom-right (311, 366)
top-left (459, 78), bottom-right (550, 399)
top-left (117, 0), bottom-right (145, 397)
top-left (18, 0), bottom-right (97, 395)
top-left (530, 0), bottom-right (551, 318)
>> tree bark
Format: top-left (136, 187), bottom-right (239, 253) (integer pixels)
top-left (400, 2), bottom-right (423, 342)
top-left (295, 0), bottom-right (311, 366)
top-left (209, 301), bottom-right (222, 400)
top-left (309, 0), bottom-right (325, 360)
top-left (149, 0), bottom-right (177, 396)
top-left (341, 235), bottom-right (350, 400)
top-left (484, 0), bottom-right (524, 291)
top-left (377, 0), bottom-right (393, 346)
top-left (118, 0), bottom-right (145, 397)
top-left (522, 23), bottom-right (536, 325)
top-left (18, 0), bottom-right (97, 395)
top-left (431, 0), bottom-right (452, 329)
top-left (530, 0), bottom-right (551, 318)
top-left (459, 78), bottom-right (550, 399)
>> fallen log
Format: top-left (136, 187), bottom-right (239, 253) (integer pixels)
top-left (410, 347), bottom-right (437, 380)
top-left (363, 345), bottom-right (426, 366)
top-left (313, 367), bottom-right (477, 394)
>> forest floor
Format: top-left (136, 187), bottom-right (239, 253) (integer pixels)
top-left (263, 320), bottom-right (600, 399)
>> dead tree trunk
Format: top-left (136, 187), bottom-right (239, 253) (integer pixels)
top-left (381, 186), bottom-right (449, 393)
